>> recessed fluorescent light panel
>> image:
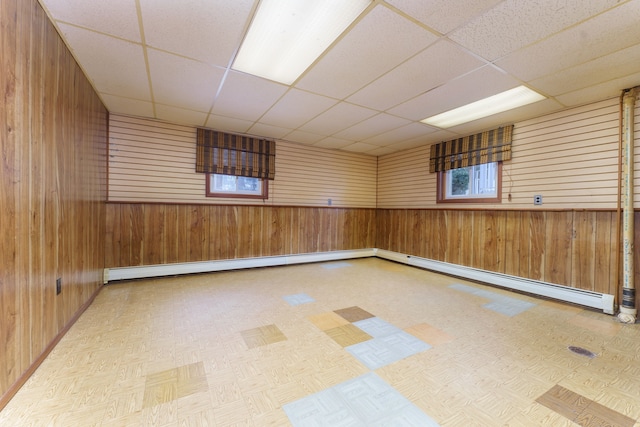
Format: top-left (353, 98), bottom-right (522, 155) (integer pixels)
top-left (421, 85), bottom-right (546, 128)
top-left (233, 0), bottom-right (371, 85)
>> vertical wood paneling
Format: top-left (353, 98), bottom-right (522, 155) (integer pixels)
top-left (164, 205), bottom-right (179, 264)
top-left (572, 211), bottom-right (596, 291)
top-left (528, 212), bottom-right (546, 281)
top-left (375, 209), bottom-right (640, 305)
top-left (594, 212), bottom-right (614, 296)
top-left (1, 0), bottom-right (107, 407)
top-left (504, 211), bottom-right (521, 276)
top-left (544, 211), bottom-right (573, 285)
top-left (105, 204), bottom-right (376, 267)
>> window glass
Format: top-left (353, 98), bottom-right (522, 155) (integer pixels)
top-left (206, 174), bottom-right (267, 199)
top-left (438, 162), bottom-right (501, 203)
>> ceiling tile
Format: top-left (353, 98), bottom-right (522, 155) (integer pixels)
top-left (366, 146), bottom-right (398, 156)
top-left (57, 24), bottom-right (150, 100)
top-left (139, 0), bottom-right (254, 67)
top-left (443, 98), bottom-right (563, 135)
top-left (147, 49), bottom-right (224, 112)
top-left (205, 114), bottom-right (252, 134)
top-left (334, 114), bottom-right (411, 141)
top-left (495, 1), bottom-right (640, 82)
top-left (313, 137), bottom-right (353, 150)
top-left (299, 102), bottom-right (378, 136)
top-left (529, 44), bottom-right (640, 96)
top-left (384, 137), bottom-right (434, 153)
top-left (211, 71), bottom-right (288, 122)
top-left (388, 65), bottom-right (521, 121)
top-left (39, 0), bottom-right (640, 157)
top-left (386, 0), bottom-right (503, 34)
top-left (295, 5), bottom-right (438, 99)
top-left (361, 122), bottom-right (435, 146)
top-left (155, 105), bottom-right (208, 127)
top-left (247, 123), bottom-right (292, 139)
top-left (449, 0), bottom-right (624, 61)
top-left (556, 72), bottom-right (640, 107)
top-left (340, 142), bottom-right (379, 153)
top-left (100, 94), bottom-right (154, 117)
top-left (42, 0), bottom-right (141, 41)
top-left (348, 39), bottom-right (486, 111)
top-left (259, 89), bottom-right (338, 129)
top-left (282, 130), bottom-right (325, 145)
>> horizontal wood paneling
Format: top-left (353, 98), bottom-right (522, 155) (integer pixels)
top-left (1, 0), bottom-right (107, 407)
top-left (378, 97), bottom-right (640, 209)
top-left (105, 204), bottom-right (376, 267)
top-left (376, 209), bottom-right (640, 309)
top-left (108, 115), bottom-right (377, 208)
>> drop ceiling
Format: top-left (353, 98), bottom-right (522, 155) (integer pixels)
top-left (38, 0), bottom-right (640, 156)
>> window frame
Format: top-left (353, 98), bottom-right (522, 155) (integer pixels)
top-left (436, 161), bottom-right (502, 204)
top-left (205, 173), bottom-right (269, 199)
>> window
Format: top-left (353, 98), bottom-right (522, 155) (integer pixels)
top-left (206, 173), bottom-right (268, 199)
top-left (437, 162), bottom-right (502, 203)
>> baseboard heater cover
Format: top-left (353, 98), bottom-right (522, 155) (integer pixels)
top-left (104, 249), bottom-right (376, 282)
top-left (375, 249), bottom-right (615, 314)
top-left (104, 248), bottom-right (614, 314)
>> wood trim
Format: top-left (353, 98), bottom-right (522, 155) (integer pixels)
top-left (205, 173), bottom-right (269, 199)
top-left (436, 162), bottom-right (503, 204)
top-left (0, 285), bottom-right (104, 411)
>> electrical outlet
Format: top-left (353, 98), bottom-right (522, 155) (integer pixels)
top-left (533, 195), bottom-right (543, 205)
top-left (327, 198), bottom-right (332, 206)
top-left (56, 278), bottom-right (62, 295)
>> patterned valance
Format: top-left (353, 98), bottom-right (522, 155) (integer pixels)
top-left (429, 125), bottom-right (513, 173)
top-left (196, 128), bottom-right (275, 180)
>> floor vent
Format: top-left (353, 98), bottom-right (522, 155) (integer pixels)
top-left (568, 346), bottom-right (596, 358)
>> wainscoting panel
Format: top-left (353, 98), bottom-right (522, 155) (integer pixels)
top-left (376, 209), bottom-right (640, 307)
top-left (105, 204), bottom-right (376, 268)
top-left (1, 0), bottom-right (107, 408)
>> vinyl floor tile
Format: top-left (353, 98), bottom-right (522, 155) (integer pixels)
top-left (353, 317), bottom-right (403, 338)
top-left (283, 372), bottom-right (440, 426)
top-left (240, 324), bottom-right (287, 349)
top-left (325, 324), bottom-right (373, 347)
top-left (334, 306), bottom-right (375, 322)
top-left (404, 323), bottom-right (454, 346)
top-left (283, 293), bottom-right (316, 306)
top-left (346, 331), bottom-right (431, 370)
top-left (321, 262), bottom-right (352, 269)
top-left (307, 312), bottom-right (350, 331)
top-left (450, 283), bottom-right (537, 316)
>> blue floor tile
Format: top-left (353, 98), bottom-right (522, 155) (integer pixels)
top-left (283, 372), bottom-right (440, 426)
top-left (283, 293), bottom-right (316, 306)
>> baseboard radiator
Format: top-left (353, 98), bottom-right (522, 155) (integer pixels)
top-left (103, 248), bottom-right (615, 314)
top-left (375, 249), bottom-right (615, 314)
top-left (103, 249), bottom-right (376, 282)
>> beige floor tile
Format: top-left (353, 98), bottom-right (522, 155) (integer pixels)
top-left (324, 323), bottom-right (372, 347)
top-left (307, 311), bottom-right (350, 330)
top-left (1, 258), bottom-right (638, 427)
top-left (404, 322), bottom-right (455, 346)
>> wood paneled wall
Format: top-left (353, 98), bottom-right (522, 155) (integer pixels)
top-left (108, 115), bottom-right (377, 208)
top-left (105, 204), bottom-right (376, 267)
top-left (378, 97), bottom-right (639, 209)
top-left (376, 209), bottom-right (640, 308)
top-left (1, 0), bottom-right (107, 406)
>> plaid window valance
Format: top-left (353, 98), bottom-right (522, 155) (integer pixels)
top-left (429, 125), bottom-right (513, 173)
top-left (196, 128), bottom-right (275, 180)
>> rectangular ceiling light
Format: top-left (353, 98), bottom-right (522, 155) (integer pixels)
top-left (421, 85), bottom-right (546, 129)
top-left (233, 0), bottom-right (371, 85)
